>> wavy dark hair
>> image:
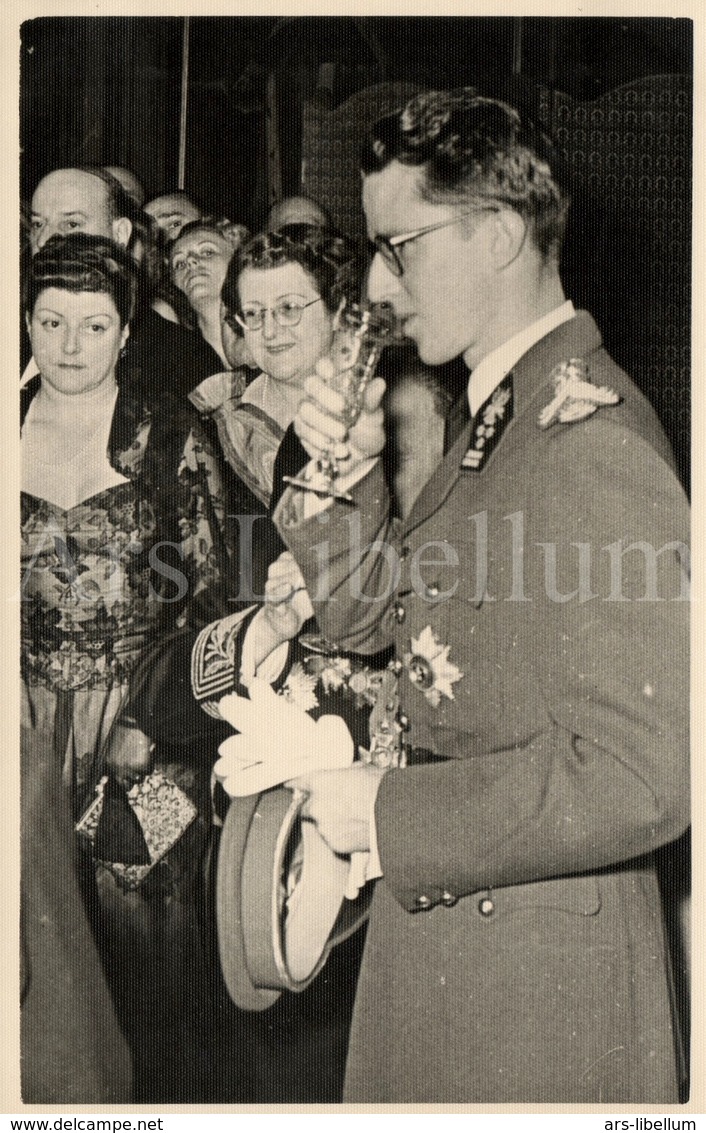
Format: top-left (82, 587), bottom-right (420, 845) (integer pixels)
top-left (23, 232), bottom-right (140, 327)
top-left (361, 88), bottom-right (570, 263)
top-left (222, 223), bottom-right (364, 333)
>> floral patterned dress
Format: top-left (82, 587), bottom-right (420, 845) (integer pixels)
top-left (21, 374), bottom-right (243, 1103)
top-left (21, 376), bottom-right (230, 816)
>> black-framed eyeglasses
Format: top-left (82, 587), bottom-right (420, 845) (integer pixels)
top-left (370, 207), bottom-right (501, 278)
top-left (234, 296), bottom-right (324, 332)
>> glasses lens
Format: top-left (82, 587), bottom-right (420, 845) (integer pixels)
top-left (373, 237), bottom-right (403, 277)
top-left (275, 302), bottom-right (306, 327)
top-left (240, 309), bottom-right (264, 331)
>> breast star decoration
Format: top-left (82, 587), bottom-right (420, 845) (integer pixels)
top-left (403, 626), bottom-right (463, 708)
top-left (538, 359), bottom-right (620, 428)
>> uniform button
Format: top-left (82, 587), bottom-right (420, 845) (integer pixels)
top-left (441, 890), bottom-right (458, 908)
top-left (397, 713), bottom-right (410, 732)
top-left (426, 583), bottom-right (440, 598)
top-left (393, 603), bottom-right (406, 624)
top-left (416, 894), bottom-right (432, 910)
top-left (478, 897), bottom-right (495, 917)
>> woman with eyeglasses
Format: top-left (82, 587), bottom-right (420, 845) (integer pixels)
top-left (175, 225), bottom-right (392, 1101)
top-left (192, 224), bottom-right (363, 508)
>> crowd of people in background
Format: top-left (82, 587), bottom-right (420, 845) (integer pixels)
top-left (19, 159), bottom-right (456, 1104)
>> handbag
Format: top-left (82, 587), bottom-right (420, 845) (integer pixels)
top-left (76, 770), bottom-right (198, 889)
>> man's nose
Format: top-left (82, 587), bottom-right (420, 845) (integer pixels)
top-left (33, 225), bottom-right (54, 252)
top-left (366, 253), bottom-right (402, 306)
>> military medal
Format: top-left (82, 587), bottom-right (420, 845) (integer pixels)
top-left (403, 626), bottom-right (463, 708)
top-left (461, 381), bottom-right (513, 470)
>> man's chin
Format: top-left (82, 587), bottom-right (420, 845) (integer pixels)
top-left (407, 330), bottom-right (431, 364)
top-left (404, 322), bottom-right (460, 367)
top-left (416, 341), bottom-right (456, 367)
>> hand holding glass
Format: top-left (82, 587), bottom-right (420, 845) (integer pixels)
top-left (283, 300), bottom-right (394, 500)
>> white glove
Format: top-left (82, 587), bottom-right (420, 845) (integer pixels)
top-left (214, 677), bottom-right (355, 797)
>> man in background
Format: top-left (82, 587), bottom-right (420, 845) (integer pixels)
top-left (26, 167), bottom-right (218, 394)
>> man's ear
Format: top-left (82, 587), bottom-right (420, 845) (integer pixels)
top-left (488, 209), bottom-right (527, 270)
top-left (112, 217), bottom-right (133, 248)
top-left (120, 324), bottom-right (130, 350)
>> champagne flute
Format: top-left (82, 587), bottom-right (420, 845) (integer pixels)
top-left (283, 299), bottom-right (394, 501)
top-left (284, 299), bottom-right (394, 655)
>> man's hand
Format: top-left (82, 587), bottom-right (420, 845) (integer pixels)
top-left (294, 368), bottom-right (387, 476)
top-left (104, 723), bottom-right (155, 787)
top-left (240, 552), bottom-right (314, 687)
top-left (290, 764), bottom-right (386, 855)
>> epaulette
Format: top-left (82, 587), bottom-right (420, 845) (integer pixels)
top-left (538, 359), bottom-right (620, 429)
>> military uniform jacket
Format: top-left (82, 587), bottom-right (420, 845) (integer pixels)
top-left (275, 312), bottom-right (689, 1103)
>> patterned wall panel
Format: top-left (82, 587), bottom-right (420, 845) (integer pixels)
top-left (301, 82), bottom-right (420, 240)
top-left (534, 74), bottom-right (691, 488)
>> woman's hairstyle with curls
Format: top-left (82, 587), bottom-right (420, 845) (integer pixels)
top-left (222, 223), bottom-right (364, 332)
top-left (361, 88), bottom-right (570, 263)
top-left (23, 232), bottom-right (140, 328)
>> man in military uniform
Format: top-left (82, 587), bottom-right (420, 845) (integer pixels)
top-left (273, 89), bottom-right (689, 1103)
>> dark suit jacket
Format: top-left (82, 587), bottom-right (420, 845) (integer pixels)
top-left (275, 312), bottom-right (689, 1103)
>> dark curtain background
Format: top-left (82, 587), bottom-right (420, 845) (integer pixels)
top-left (21, 17), bottom-right (691, 220)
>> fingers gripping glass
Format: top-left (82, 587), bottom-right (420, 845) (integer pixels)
top-left (283, 299), bottom-right (395, 502)
top-left (371, 207), bottom-right (500, 277)
top-left (235, 297), bottom-right (323, 332)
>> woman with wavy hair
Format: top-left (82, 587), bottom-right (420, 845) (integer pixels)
top-left (191, 222), bottom-right (363, 506)
top-left (21, 232), bottom-right (234, 1101)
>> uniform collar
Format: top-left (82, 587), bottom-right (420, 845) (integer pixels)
top-left (466, 300), bottom-right (576, 419)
